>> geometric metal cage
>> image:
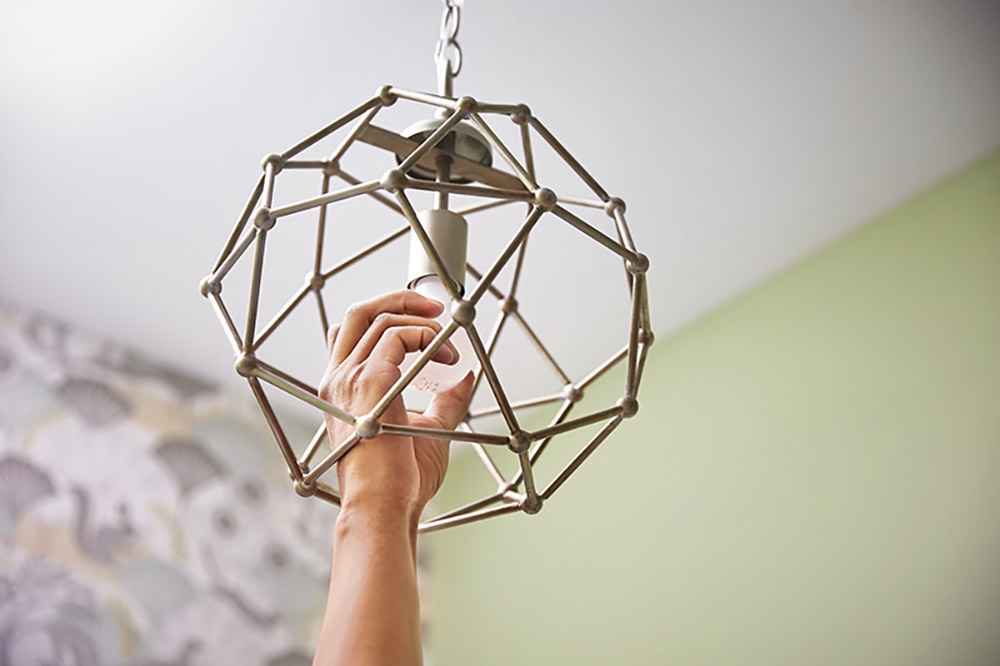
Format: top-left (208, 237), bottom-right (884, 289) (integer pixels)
top-left (200, 85), bottom-right (652, 533)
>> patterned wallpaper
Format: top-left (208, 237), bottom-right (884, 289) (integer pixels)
top-left (0, 300), bottom-right (339, 665)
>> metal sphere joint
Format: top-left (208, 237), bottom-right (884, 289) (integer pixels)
top-left (617, 396), bottom-right (639, 418)
top-left (234, 354), bottom-right (257, 377)
top-left (507, 430), bottom-right (532, 454)
top-left (510, 104), bottom-right (531, 125)
top-left (455, 95), bottom-right (478, 113)
top-left (199, 276), bottom-right (220, 297)
top-left (380, 169), bottom-right (406, 193)
top-left (254, 208), bottom-right (275, 231)
top-left (605, 197), bottom-right (626, 217)
top-left (521, 495), bottom-right (543, 515)
top-left (294, 480), bottom-right (317, 497)
top-left (261, 153), bottom-right (284, 173)
top-left (376, 85), bottom-right (397, 106)
top-left (451, 300), bottom-right (476, 327)
top-left (307, 272), bottom-right (325, 291)
top-left (355, 414), bottom-right (381, 439)
top-left (627, 253), bottom-right (649, 275)
top-left (534, 187), bottom-right (557, 211)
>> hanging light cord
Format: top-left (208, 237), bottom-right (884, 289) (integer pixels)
top-left (435, 0), bottom-right (463, 97)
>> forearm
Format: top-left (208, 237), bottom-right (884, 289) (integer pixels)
top-left (313, 503), bottom-right (423, 666)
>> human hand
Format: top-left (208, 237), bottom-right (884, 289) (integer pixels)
top-left (318, 291), bottom-right (474, 523)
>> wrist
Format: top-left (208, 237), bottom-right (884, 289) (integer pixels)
top-left (336, 496), bottom-right (421, 537)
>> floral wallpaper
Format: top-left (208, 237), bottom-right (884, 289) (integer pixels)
top-left (0, 299), bottom-right (340, 665)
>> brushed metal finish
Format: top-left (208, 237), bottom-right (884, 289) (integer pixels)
top-left (203, 83), bottom-right (651, 532)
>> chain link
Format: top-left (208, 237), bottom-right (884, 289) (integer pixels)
top-left (434, 0), bottom-right (463, 79)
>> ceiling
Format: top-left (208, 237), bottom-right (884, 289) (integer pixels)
top-left (2, 0), bottom-right (998, 413)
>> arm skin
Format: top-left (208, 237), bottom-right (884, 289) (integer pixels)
top-left (312, 290), bottom-right (473, 666)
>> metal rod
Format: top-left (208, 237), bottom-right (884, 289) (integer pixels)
top-left (314, 484), bottom-right (342, 507)
top-left (425, 492), bottom-right (503, 523)
top-left (464, 423), bottom-right (507, 487)
top-left (626, 274), bottom-right (645, 397)
top-left (456, 198), bottom-right (518, 216)
top-left (314, 173), bottom-right (331, 274)
top-left (251, 367), bottom-right (355, 425)
top-left (579, 345), bottom-right (628, 389)
top-left (508, 233), bottom-right (528, 298)
top-left (254, 283), bottom-right (311, 350)
top-left (370, 320), bottom-right (460, 418)
top-left (436, 150), bottom-right (452, 210)
top-left (510, 399), bottom-right (574, 487)
top-left (530, 406), bottom-right (623, 441)
top-left (304, 432), bottom-right (361, 486)
top-left (379, 423), bottom-right (510, 445)
top-left (256, 358), bottom-right (317, 397)
top-left (208, 293), bottom-right (242, 355)
top-left (337, 169), bottom-right (404, 215)
top-left (519, 121), bottom-right (535, 180)
top-left (321, 224), bottom-right (410, 280)
top-left (476, 103), bottom-right (525, 115)
top-left (470, 310), bottom-right (509, 404)
top-left (282, 160), bottom-right (329, 169)
top-left (558, 194), bottom-right (607, 210)
top-left (418, 502), bottom-right (520, 533)
top-left (512, 311), bottom-right (571, 385)
top-left (634, 339), bottom-right (650, 395)
top-left (613, 207), bottom-right (637, 252)
top-left (401, 178), bottom-right (534, 203)
top-left (466, 324), bottom-right (520, 433)
top-left (212, 174), bottom-right (264, 272)
top-left (281, 96), bottom-right (381, 160)
top-left (397, 110), bottom-right (467, 174)
top-left (467, 206), bottom-right (544, 305)
top-left (528, 116), bottom-right (610, 201)
top-left (262, 161), bottom-right (277, 208)
top-left (469, 112), bottom-right (538, 191)
top-left (209, 227), bottom-right (256, 286)
top-left (551, 205), bottom-right (638, 263)
top-left (243, 229), bottom-right (267, 351)
top-left (299, 422), bottom-right (328, 469)
top-left (315, 289), bottom-right (330, 340)
top-left (247, 377), bottom-right (303, 481)
top-left (518, 451), bottom-right (540, 507)
top-left (542, 417), bottom-right (623, 499)
top-left (387, 87), bottom-right (458, 110)
top-left (270, 180), bottom-right (380, 219)
top-left (466, 263), bottom-right (506, 302)
top-left (328, 104), bottom-right (381, 165)
top-left (467, 392), bottom-right (564, 419)
top-left (394, 190), bottom-right (460, 301)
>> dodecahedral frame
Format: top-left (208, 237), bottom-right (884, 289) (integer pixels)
top-left (200, 83), bottom-right (652, 533)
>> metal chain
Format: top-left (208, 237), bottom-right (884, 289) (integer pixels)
top-left (434, 0), bottom-right (463, 80)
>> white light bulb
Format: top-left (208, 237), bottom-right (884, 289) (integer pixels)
top-left (402, 276), bottom-right (477, 394)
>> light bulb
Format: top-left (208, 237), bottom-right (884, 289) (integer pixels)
top-left (401, 276), bottom-right (477, 393)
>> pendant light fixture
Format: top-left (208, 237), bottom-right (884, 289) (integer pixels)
top-left (200, 0), bottom-right (652, 532)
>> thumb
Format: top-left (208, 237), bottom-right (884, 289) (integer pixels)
top-left (423, 372), bottom-right (474, 429)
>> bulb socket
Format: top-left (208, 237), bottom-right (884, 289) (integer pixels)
top-left (408, 209), bottom-right (468, 295)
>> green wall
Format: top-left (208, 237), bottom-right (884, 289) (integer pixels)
top-left (428, 151), bottom-right (1000, 666)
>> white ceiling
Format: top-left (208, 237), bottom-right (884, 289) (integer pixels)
top-left (2, 0), bottom-right (998, 410)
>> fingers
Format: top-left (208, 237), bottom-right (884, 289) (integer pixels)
top-left (326, 324), bottom-right (340, 356)
top-left (332, 291), bottom-right (445, 364)
top-left (368, 324), bottom-right (457, 368)
top-left (346, 313), bottom-right (457, 367)
top-left (423, 372), bottom-right (475, 430)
